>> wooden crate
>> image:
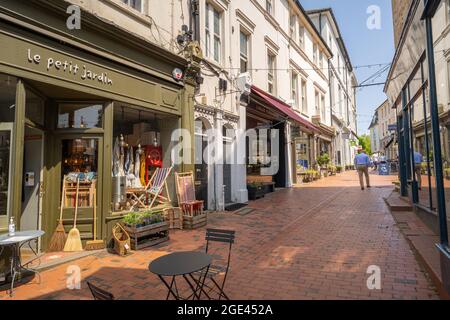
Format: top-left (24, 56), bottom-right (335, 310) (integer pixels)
top-left (163, 207), bottom-right (183, 230)
top-left (123, 222), bottom-right (169, 250)
top-left (183, 214), bottom-right (207, 229)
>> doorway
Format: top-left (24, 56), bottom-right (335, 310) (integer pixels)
top-left (55, 135), bottom-right (103, 241)
top-left (20, 126), bottom-right (44, 250)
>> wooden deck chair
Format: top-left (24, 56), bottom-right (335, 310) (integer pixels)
top-left (175, 171), bottom-right (204, 217)
top-left (134, 167), bottom-right (173, 210)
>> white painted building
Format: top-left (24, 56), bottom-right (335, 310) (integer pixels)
top-left (307, 8), bottom-right (359, 169)
top-left (66, 0), bottom-right (357, 209)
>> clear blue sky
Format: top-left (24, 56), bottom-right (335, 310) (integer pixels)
top-left (301, 0), bottom-right (395, 135)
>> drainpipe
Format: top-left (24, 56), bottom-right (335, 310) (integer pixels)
top-left (190, 0), bottom-right (200, 42)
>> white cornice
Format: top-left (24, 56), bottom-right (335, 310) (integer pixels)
top-left (235, 9), bottom-right (256, 31)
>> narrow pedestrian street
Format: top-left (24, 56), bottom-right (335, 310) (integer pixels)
top-left (0, 172), bottom-right (438, 300)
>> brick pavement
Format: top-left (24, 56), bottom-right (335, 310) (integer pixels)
top-left (0, 171), bottom-right (439, 300)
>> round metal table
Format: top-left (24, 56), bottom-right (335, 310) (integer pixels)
top-left (0, 230), bottom-right (45, 296)
top-left (149, 251), bottom-right (212, 300)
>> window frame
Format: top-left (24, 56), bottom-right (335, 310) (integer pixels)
top-left (121, 0), bottom-right (144, 12)
top-left (291, 71), bottom-right (299, 109)
top-left (267, 51), bottom-right (276, 95)
top-left (240, 30), bottom-right (250, 74)
top-left (301, 78), bottom-right (307, 114)
top-left (266, 0), bottom-right (273, 15)
top-left (205, 3), bottom-right (223, 64)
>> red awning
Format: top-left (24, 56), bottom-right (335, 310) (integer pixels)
top-left (251, 85), bottom-right (319, 133)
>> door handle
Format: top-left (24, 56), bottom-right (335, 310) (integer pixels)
top-left (39, 182), bottom-right (45, 197)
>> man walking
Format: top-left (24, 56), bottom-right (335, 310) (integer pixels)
top-left (354, 149), bottom-right (371, 190)
top-left (414, 151), bottom-right (423, 190)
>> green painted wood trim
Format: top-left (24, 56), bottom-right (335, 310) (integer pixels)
top-left (11, 79), bottom-right (25, 230)
top-left (181, 84), bottom-right (196, 173)
top-left (101, 101), bottom-right (114, 240)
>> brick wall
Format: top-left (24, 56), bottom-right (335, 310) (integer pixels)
top-left (392, 0), bottom-right (413, 48)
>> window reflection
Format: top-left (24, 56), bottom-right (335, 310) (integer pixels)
top-left (58, 104), bottom-right (103, 129)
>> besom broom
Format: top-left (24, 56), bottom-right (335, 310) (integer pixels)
top-left (64, 178), bottom-right (83, 252)
top-left (85, 180), bottom-right (105, 250)
top-left (47, 175), bottom-right (68, 252)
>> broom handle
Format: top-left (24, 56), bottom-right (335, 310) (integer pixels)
top-left (59, 175), bottom-right (66, 221)
top-left (93, 181), bottom-right (97, 241)
top-left (74, 178), bottom-right (80, 228)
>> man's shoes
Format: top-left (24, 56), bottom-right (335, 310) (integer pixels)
top-left (367, 186), bottom-right (372, 188)
top-left (361, 187), bottom-right (365, 190)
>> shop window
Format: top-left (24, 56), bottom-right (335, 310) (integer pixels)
top-left (0, 74), bottom-right (17, 123)
top-left (295, 132), bottom-right (311, 170)
top-left (0, 73), bottom-right (17, 229)
top-left (58, 103), bottom-right (103, 129)
top-left (112, 105), bottom-right (170, 213)
top-left (25, 87), bottom-right (45, 126)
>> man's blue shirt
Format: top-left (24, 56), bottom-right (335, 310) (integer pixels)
top-left (354, 153), bottom-right (370, 166)
top-left (414, 152), bottom-right (423, 164)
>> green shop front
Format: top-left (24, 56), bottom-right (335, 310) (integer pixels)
top-left (0, 0), bottom-right (195, 261)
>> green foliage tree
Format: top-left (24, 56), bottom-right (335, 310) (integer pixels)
top-left (358, 135), bottom-right (372, 155)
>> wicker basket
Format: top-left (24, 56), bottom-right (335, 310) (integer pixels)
top-left (112, 223), bottom-right (131, 256)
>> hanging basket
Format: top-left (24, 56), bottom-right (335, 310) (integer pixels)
top-left (112, 223), bottom-right (131, 256)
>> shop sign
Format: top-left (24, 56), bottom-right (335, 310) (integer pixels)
top-left (27, 48), bottom-right (113, 86)
top-left (388, 124), bottom-right (397, 131)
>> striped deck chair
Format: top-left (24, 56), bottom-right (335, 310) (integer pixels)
top-left (134, 167), bottom-right (173, 210)
top-left (175, 171), bottom-right (204, 217)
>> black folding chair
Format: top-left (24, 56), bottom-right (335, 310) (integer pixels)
top-left (87, 281), bottom-right (115, 300)
top-left (191, 228), bottom-right (235, 300)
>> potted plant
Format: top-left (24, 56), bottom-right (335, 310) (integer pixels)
top-left (445, 168), bottom-right (450, 180)
top-left (247, 182), bottom-right (265, 200)
top-left (122, 211), bottom-right (169, 250)
top-left (317, 153), bottom-right (330, 177)
top-left (336, 165), bottom-right (342, 174)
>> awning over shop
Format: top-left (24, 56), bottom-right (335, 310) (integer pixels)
top-left (251, 85), bottom-right (319, 133)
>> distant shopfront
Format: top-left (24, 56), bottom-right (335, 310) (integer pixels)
top-left (0, 1), bottom-right (195, 253)
top-left (247, 86), bottom-right (319, 188)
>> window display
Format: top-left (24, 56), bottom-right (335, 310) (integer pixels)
top-left (0, 73), bottom-right (17, 229)
top-left (112, 105), bottom-right (163, 213)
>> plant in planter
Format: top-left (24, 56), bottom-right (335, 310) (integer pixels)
top-left (122, 211), bottom-right (169, 250)
top-left (336, 165), bottom-right (342, 173)
top-left (247, 182), bottom-right (265, 200)
top-left (123, 212), bottom-right (143, 228)
top-left (317, 154), bottom-right (330, 177)
top-left (445, 168), bottom-right (450, 180)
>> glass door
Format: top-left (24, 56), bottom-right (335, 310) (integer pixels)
top-left (0, 123), bottom-right (13, 232)
top-left (57, 135), bottom-right (103, 241)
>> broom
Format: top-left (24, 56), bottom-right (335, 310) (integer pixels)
top-left (47, 175), bottom-right (68, 252)
top-left (85, 181), bottom-right (105, 250)
top-left (64, 178), bottom-right (83, 252)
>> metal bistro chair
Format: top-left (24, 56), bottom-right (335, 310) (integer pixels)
top-left (191, 229), bottom-right (235, 300)
top-left (87, 282), bottom-right (115, 300)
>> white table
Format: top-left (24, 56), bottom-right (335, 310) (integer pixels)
top-left (0, 230), bottom-right (45, 296)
